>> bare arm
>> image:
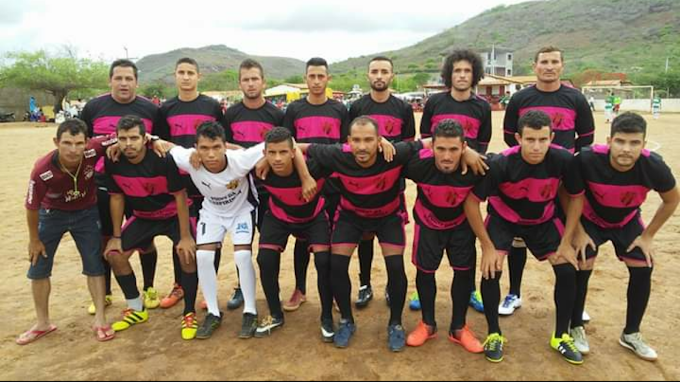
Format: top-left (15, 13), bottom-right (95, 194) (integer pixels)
top-left (104, 194), bottom-right (126, 259)
top-left (628, 187), bottom-right (680, 267)
top-left (464, 195), bottom-right (503, 280)
top-left (293, 148), bottom-right (318, 202)
top-left (27, 209), bottom-right (46, 265)
top-left (174, 190), bottom-right (197, 265)
top-left (556, 187), bottom-right (584, 270)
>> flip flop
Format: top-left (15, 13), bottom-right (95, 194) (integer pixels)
top-left (16, 324), bottom-right (58, 346)
top-left (93, 325), bottom-right (115, 342)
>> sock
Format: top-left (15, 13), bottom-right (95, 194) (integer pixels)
top-left (181, 269), bottom-right (198, 316)
top-left (509, 246), bottom-right (527, 298)
top-left (104, 259), bottom-right (113, 296)
top-left (314, 252), bottom-right (333, 321)
top-left (553, 264), bottom-right (577, 338)
top-left (451, 269), bottom-right (473, 332)
top-left (235, 250), bottom-right (257, 315)
top-left (115, 273), bottom-right (142, 311)
top-left (140, 250), bottom-right (157, 291)
top-left (293, 240), bottom-right (310, 295)
top-left (624, 267), bottom-right (653, 335)
top-left (385, 255), bottom-right (407, 327)
top-left (214, 246), bottom-right (222, 273)
top-left (571, 270), bottom-right (593, 329)
top-left (257, 248), bottom-right (283, 319)
top-left (358, 239), bottom-right (374, 288)
top-left (481, 272), bottom-right (502, 335)
top-left (331, 255), bottom-right (353, 323)
top-left (416, 270), bottom-right (437, 328)
top-left (172, 249), bottom-right (182, 286)
top-left (197, 250), bottom-right (220, 317)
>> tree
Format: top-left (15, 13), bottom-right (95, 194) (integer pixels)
top-left (0, 50), bottom-right (108, 113)
top-left (284, 75), bottom-right (304, 84)
top-left (412, 73), bottom-right (432, 87)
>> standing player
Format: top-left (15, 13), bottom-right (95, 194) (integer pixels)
top-left (420, 49), bottom-right (492, 313)
top-left (223, 59), bottom-right (285, 311)
top-left (103, 116), bottom-right (198, 340)
top-left (349, 56), bottom-right (416, 309)
top-left (159, 122), bottom-right (301, 340)
top-left (566, 113), bottom-right (679, 360)
top-left (283, 57), bottom-right (350, 312)
top-left (156, 57), bottom-right (225, 310)
top-left (297, 117), bottom-right (423, 352)
top-left (501, 46), bottom-right (595, 317)
top-left (80, 59), bottom-right (161, 314)
top-left (254, 127), bottom-right (335, 342)
top-left (18, 120), bottom-right (117, 345)
top-left (652, 95), bottom-right (661, 120)
top-left (404, 120), bottom-right (484, 354)
top-left (466, 110), bottom-right (585, 364)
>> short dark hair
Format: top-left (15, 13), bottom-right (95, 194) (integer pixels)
top-left (441, 49), bottom-right (485, 89)
top-left (116, 115), bottom-right (146, 136)
top-left (369, 56), bottom-right (394, 71)
top-left (611, 112), bottom-right (647, 138)
top-left (306, 57), bottom-right (329, 74)
top-left (176, 57), bottom-right (200, 73)
top-left (433, 119), bottom-right (465, 142)
top-left (517, 110), bottom-right (552, 136)
top-left (239, 59), bottom-right (265, 80)
top-left (265, 127), bottom-right (294, 148)
top-left (196, 122), bottom-right (226, 143)
top-left (535, 46), bottom-right (564, 63)
top-left (56, 119), bottom-right (88, 141)
top-left (109, 59), bottom-right (138, 80)
top-left (349, 116), bottom-right (379, 136)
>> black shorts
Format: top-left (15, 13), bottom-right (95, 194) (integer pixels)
top-left (98, 188), bottom-right (134, 238)
top-left (412, 221), bottom-right (476, 273)
top-left (260, 212), bottom-right (330, 252)
top-left (332, 210), bottom-right (406, 249)
top-left (121, 216), bottom-right (197, 253)
top-left (582, 215), bottom-right (647, 264)
top-left (256, 185), bottom-right (270, 232)
top-left (486, 214), bottom-right (564, 261)
top-left (324, 192), bottom-right (340, 230)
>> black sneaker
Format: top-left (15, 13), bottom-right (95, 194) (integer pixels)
top-left (388, 324), bottom-right (407, 352)
top-left (355, 285), bottom-right (373, 309)
top-left (321, 319), bottom-right (336, 343)
top-left (239, 313), bottom-right (258, 339)
top-left (227, 288), bottom-right (244, 311)
top-left (196, 312), bottom-right (223, 340)
top-left (483, 333), bottom-right (506, 363)
top-left (254, 315), bottom-right (285, 338)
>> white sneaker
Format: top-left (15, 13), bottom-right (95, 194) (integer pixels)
top-left (498, 294), bottom-right (522, 316)
top-left (583, 310), bottom-right (591, 323)
top-left (619, 332), bottom-right (658, 362)
top-left (570, 326), bottom-right (590, 355)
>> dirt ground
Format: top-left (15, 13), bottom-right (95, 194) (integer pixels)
top-left (0, 111), bottom-right (679, 381)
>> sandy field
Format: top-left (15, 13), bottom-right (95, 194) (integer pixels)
top-left (0, 111), bottom-right (678, 381)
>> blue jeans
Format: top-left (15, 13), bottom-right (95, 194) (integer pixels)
top-left (28, 206), bottom-right (105, 280)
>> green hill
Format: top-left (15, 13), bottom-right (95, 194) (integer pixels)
top-left (136, 45), bottom-right (306, 83)
top-left (330, 0), bottom-right (680, 78)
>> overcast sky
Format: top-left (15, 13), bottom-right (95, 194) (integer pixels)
top-left (0, 0), bottom-right (533, 63)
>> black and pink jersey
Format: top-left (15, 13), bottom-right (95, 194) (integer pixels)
top-left (26, 135), bottom-right (117, 211)
top-left (307, 141), bottom-right (422, 219)
top-left (104, 151), bottom-right (188, 220)
top-left (405, 149), bottom-right (482, 230)
top-left (80, 94), bottom-right (159, 186)
top-left (473, 145), bottom-right (573, 225)
top-left (262, 160), bottom-right (332, 224)
top-left (156, 95), bottom-right (224, 148)
top-left (420, 92), bottom-right (492, 154)
top-left (223, 101), bottom-right (284, 148)
top-left (349, 95), bottom-right (415, 142)
top-left (284, 99), bottom-right (350, 144)
top-left (503, 85), bottom-right (595, 153)
top-left (565, 145), bottom-right (676, 229)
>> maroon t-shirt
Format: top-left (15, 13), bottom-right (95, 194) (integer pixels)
top-left (26, 135), bottom-right (117, 211)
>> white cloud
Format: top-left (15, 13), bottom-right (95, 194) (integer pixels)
top-left (0, 0), bottom-right (534, 63)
